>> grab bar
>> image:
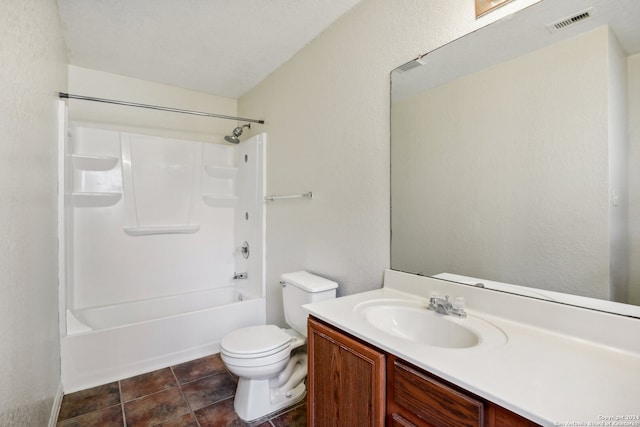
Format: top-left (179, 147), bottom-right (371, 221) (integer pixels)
top-left (264, 192), bottom-right (313, 202)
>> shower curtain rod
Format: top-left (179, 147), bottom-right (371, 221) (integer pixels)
top-left (59, 93), bottom-right (265, 124)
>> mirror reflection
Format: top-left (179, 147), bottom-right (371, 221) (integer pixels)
top-left (390, 0), bottom-right (640, 317)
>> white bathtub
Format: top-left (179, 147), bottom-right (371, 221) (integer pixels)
top-left (61, 287), bottom-right (265, 392)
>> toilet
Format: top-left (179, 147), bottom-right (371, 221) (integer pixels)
top-left (220, 271), bottom-right (338, 421)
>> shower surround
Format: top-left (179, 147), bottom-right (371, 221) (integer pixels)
top-left (59, 122), bottom-right (266, 392)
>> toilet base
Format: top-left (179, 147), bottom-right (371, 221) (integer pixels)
top-left (233, 377), bottom-right (306, 421)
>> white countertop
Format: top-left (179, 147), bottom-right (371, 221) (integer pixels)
top-left (303, 270), bottom-right (640, 427)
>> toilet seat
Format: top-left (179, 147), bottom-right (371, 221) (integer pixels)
top-left (220, 325), bottom-right (292, 359)
top-left (221, 346), bottom-right (291, 369)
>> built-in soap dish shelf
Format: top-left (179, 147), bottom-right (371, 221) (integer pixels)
top-left (204, 165), bottom-right (237, 179)
top-left (71, 154), bottom-right (119, 171)
top-left (202, 195), bottom-right (238, 207)
top-left (68, 192), bottom-right (122, 208)
top-left (123, 225), bottom-right (200, 236)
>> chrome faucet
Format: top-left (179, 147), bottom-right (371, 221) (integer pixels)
top-left (428, 295), bottom-right (467, 318)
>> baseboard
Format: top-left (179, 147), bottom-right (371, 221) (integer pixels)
top-left (48, 382), bottom-right (64, 427)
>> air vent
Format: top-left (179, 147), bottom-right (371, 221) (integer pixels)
top-left (396, 60), bottom-right (422, 73)
top-left (395, 56), bottom-right (428, 73)
top-left (546, 8), bottom-right (594, 33)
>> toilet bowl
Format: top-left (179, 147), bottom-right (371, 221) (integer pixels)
top-left (221, 325), bottom-right (300, 380)
top-left (220, 271), bottom-right (338, 421)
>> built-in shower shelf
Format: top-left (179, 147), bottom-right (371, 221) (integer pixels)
top-left (68, 192), bottom-right (122, 208)
top-left (202, 195), bottom-right (238, 207)
top-left (204, 166), bottom-right (238, 179)
top-left (71, 154), bottom-right (119, 171)
top-left (123, 225), bottom-right (200, 236)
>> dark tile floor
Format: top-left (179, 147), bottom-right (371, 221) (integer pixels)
top-left (56, 353), bottom-right (307, 427)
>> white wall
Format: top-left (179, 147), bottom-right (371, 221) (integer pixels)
top-left (238, 0), bottom-right (540, 325)
top-left (0, 0), bottom-right (68, 424)
top-left (629, 53), bottom-right (640, 305)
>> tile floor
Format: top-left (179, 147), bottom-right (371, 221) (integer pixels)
top-left (56, 353), bottom-right (307, 427)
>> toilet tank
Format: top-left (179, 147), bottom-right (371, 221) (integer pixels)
top-left (281, 271), bottom-right (338, 337)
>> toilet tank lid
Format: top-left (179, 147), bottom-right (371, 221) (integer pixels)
top-left (281, 271), bottom-right (338, 292)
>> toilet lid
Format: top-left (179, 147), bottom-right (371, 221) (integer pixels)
top-left (221, 325), bottom-right (292, 357)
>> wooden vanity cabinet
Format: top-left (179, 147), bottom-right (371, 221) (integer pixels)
top-left (307, 316), bottom-right (386, 426)
top-left (308, 316), bottom-right (540, 427)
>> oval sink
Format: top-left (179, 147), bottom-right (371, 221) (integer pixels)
top-left (354, 299), bottom-right (507, 349)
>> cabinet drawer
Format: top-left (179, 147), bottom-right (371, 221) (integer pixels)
top-left (392, 360), bottom-right (484, 427)
top-left (391, 413), bottom-right (418, 427)
top-left (489, 404), bottom-right (540, 427)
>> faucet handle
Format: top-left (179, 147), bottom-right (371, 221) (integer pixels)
top-left (450, 296), bottom-right (467, 317)
top-left (452, 296), bottom-right (465, 310)
top-left (429, 291), bottom-right (440, 304)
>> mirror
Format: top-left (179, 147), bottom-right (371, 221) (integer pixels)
top-left (391, 0), bottom-right (640, 317)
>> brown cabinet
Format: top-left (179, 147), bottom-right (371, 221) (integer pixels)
top-left (387, 355), bottom-right (538, 427)
top-left (308, 316), bottom-right (540, 427)
top-left (388, 356), bottom-right (484, 427)
top-left (307, 316), bottom-right (386, 426)
top-left (487, 404), bottom-right (541, 427)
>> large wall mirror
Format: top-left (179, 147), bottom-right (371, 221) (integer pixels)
top-left (391, 0), bottom-right (640, 317)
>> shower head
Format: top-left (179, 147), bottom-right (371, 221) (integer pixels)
top-left (224, 124), bottom-right (251, 144)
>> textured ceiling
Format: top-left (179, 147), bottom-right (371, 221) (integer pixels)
top-left (57, 0), bottom-right (362, 99)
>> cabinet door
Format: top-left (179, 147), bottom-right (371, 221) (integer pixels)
top-left (307, 317), bottom-right (386, 427)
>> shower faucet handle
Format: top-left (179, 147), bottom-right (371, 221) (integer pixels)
top-left (233, 272), bottom-right (248, 280)
top-left (239, 241), bottom-right (250, 259)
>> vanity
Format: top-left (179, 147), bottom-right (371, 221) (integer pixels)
top-left (307, 317), bottom-right (537, 427)
top-left (304, 270), bottom-right (640, 426)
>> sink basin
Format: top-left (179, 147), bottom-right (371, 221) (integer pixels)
top-left (354, 299), bottom-right (507, 349)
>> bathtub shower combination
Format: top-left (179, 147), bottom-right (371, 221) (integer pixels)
top-left (58, 120), bottom-right (266, 392)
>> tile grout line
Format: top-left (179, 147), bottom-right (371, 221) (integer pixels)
top-left (174, 365), bottom-right (236, 387)
top-left (118, 380), bottom-right (127, 427)
top-left (170, 365), bottom-right (203, 427)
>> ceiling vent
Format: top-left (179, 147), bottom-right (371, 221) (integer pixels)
top-left (546, 8), bottom-right (594, 33)
top-left (396, 58), bottom-right (425, 73)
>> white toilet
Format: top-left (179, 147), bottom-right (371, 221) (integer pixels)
top-left (220, 271), bottom-right (338, 421)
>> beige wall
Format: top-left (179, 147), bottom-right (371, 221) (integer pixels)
top-left (68, 65), bottom-right (237, 142)
top-left (392, 27), bottom-right (626, 300)
top-left (608, 28), bottom-right (630, 302)
top-left (239, 0), bottom-right (539, 324)
top-left (0, 0), bottom-right (68, 424)
top-left (629, 53), bottom-right (640, 305)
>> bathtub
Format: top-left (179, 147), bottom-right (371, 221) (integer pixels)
top-left (61, 287), bottom-right (265, 393)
